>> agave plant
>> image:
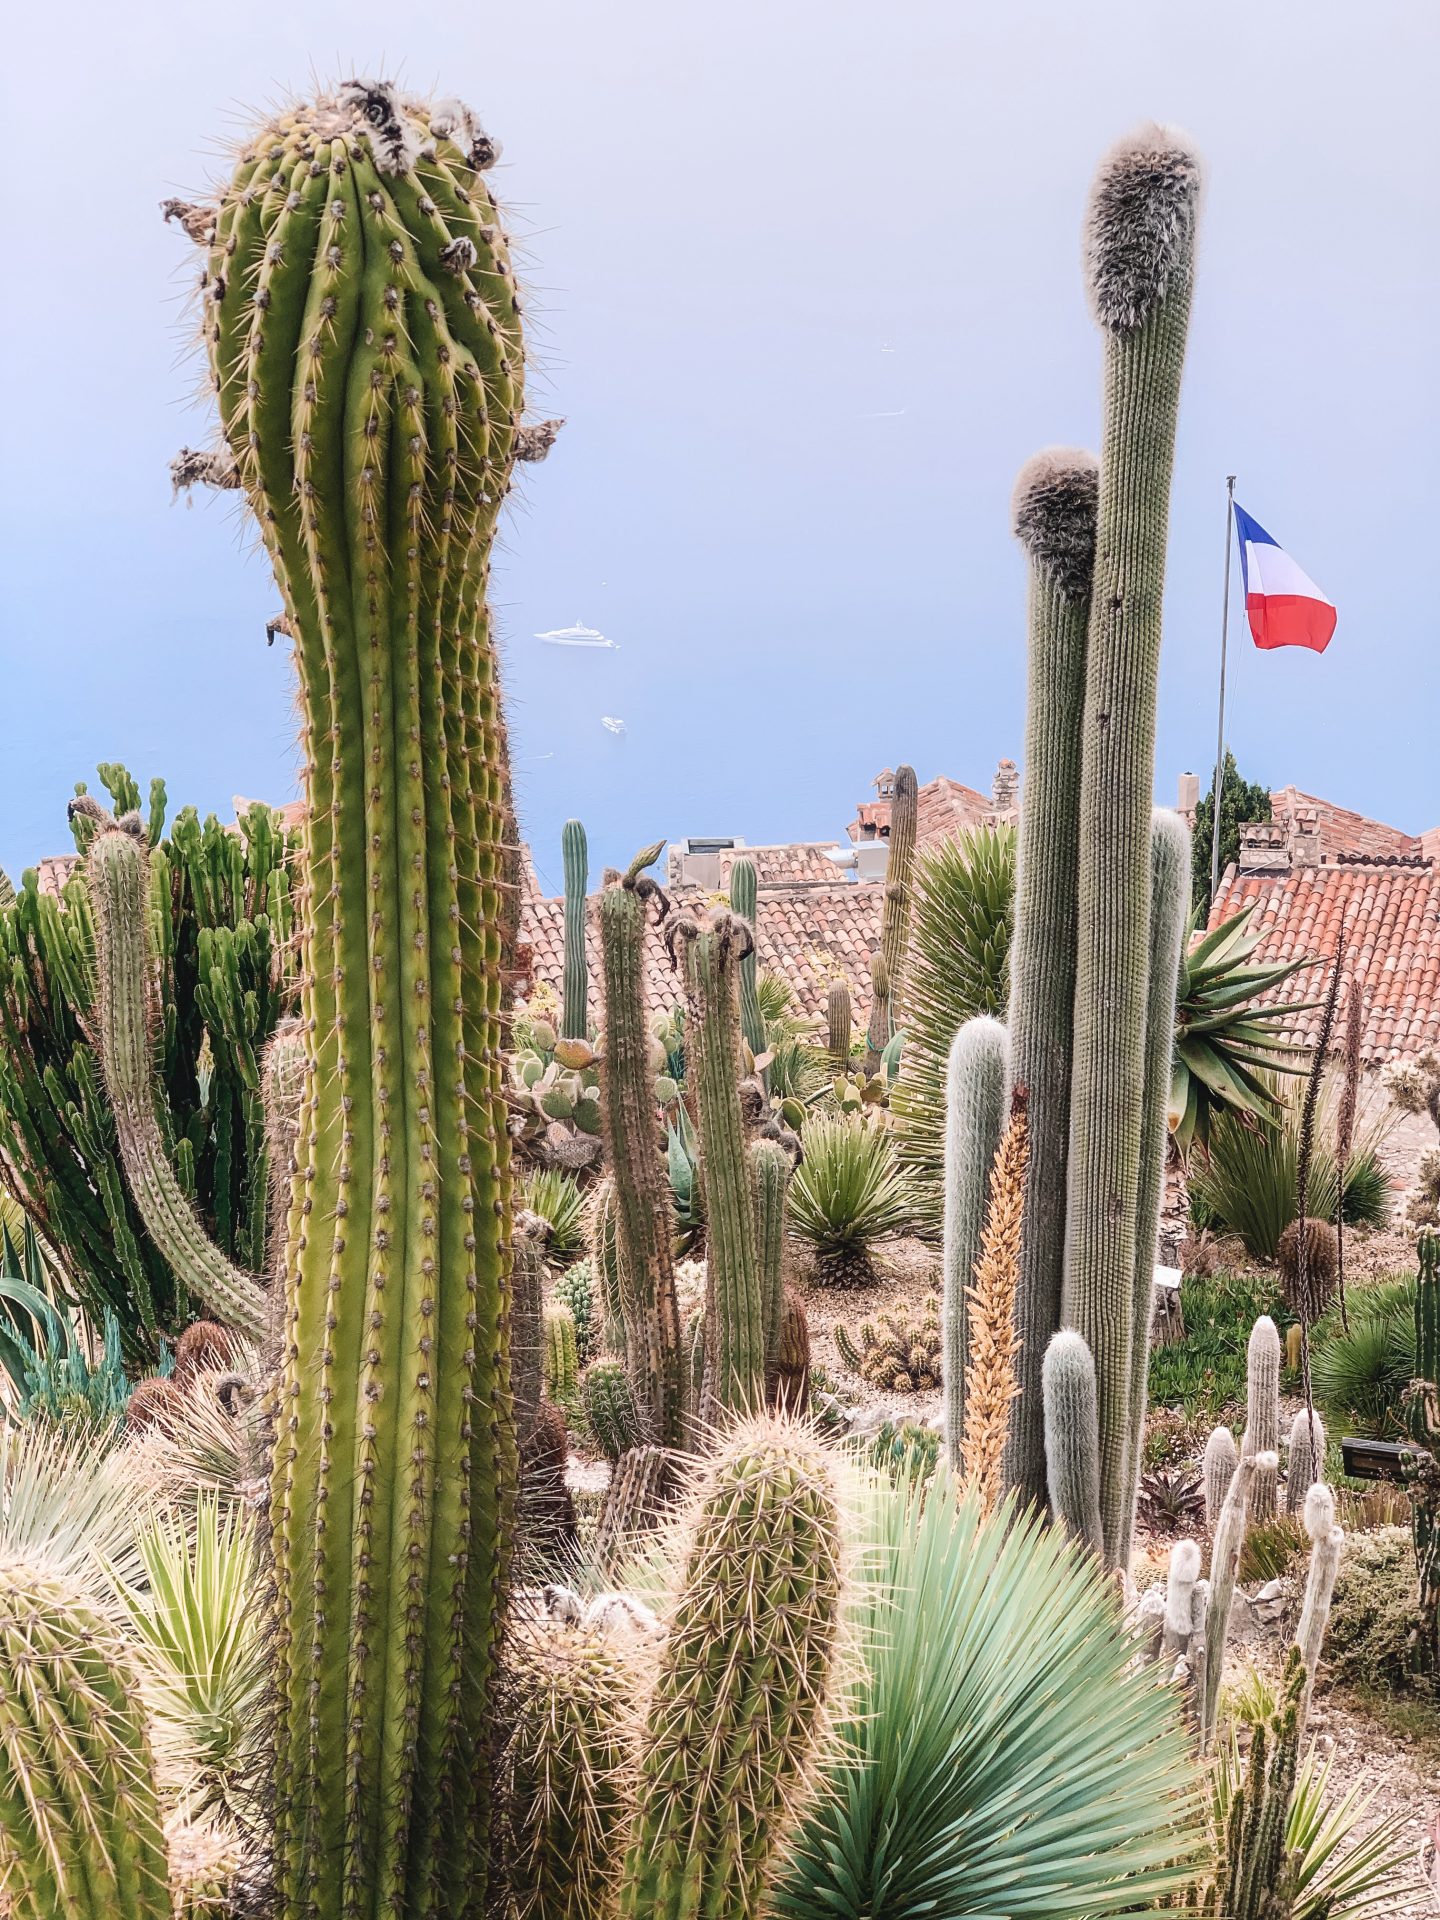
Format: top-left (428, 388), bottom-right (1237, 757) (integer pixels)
top-left (1135, 1465), bottom-right (1205, 1537)
top-left (0, 1418), bottom-right (147, 1590)
top-left (890, 828), bottom-right (1013, 1237)
top-left (771, 1475), bottom-right (1203, 1917)
top-left (1170, 902), bottom-right (1317, 1158)
top-left (1208, 1731), bottom-right (1420, 1917)
top-left (521, 1168), bottom-right (588, 1263)
top-left (110, 1492), bottom-right (266, 1825)
top-left (787, 1117), bottom-right (917, 1285)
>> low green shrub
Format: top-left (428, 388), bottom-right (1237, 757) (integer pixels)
top-left (1311, 1277), bottom-right (1415, 1439)
top-left (1325, 1526), bottom-right (1428, 1696)
top-left (1146, 1270), bottom-right (1288, 1416)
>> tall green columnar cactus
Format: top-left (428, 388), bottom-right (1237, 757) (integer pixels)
top-left (942, 1016), bottom-right (1009, 1472)
top-left (1002, 449), bottom-right (1097, 1504)
top-left (1063, 127), bottom-right (1203, 1565)
top-left (194, 82), bottom-right (531, 1917)
top-left (751, 1136), bottom-right (792, 1379)
top-left (596, 849), bottom-right (684, 1446)
top-left (615, 1418), bottom-right (844, 1920)
top-left (1115, 808), bottom-right (1190, 1566)
top-left (1041, 1329), bottom-right (1104, 1556)
top-left (561, 819), bottom-right (590, 1042)
top-left (1404, 1229), bottom-right (1440, 1677)
top-left (666, 908), bottom-right (765, 1420)
top-left (0, 1560), bottom-right (171, 1918)
top-left (878, 765), bottom-right (918, 1016)
top-left (1205, 1649), bottom-right (1306, 1920)
top-left (87, 829), bottom-right (267, 1340)
top-left (728, 858), bottom-right (767, 1076)
top-left (826, 978), bottom-right (852, 1072)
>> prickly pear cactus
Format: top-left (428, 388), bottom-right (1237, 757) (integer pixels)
top-left (192, 79), bottom-right (536, 1917)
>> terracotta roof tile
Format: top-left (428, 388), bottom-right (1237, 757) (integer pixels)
top-left (1208, 857), bottom-right (1440, 1062)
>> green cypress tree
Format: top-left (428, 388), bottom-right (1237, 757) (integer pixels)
top-left (1192, 752), bottom-right (1271, 915)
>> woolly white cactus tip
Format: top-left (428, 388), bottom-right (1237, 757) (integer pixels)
top-left (1249, 1314), bottom-right (1281, 1353)
top-left (1303, 1481), bottom-right (1336, 1542)
top-left (1254, 1450), bottom-right (1280, 1473)
top-left (1083, 122), bottom-right (1203, 334)
top-left (1168, 1538), bottom-right (1201, 1588)
top-left (1010, 448), bottom-right (1098, 601)
top-left (1042, 1327), bottom-right (1095, 1378)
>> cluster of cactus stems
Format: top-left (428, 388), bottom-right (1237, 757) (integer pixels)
top-left (596, 850), bottom-right (684, 1447)
top-left (666, 906), bottom-right (766, 1421)
top-left (835, 1296), bottom-right (942, 1393)
top-left (939, 133), bottom-right (1201, 1568)
top-left (561, 820), bottom-right (590, 1042)
top-left (192, 81), bottom-right (532, 1917)
top-left (1202, 1648), bottom-right (1307, 1920)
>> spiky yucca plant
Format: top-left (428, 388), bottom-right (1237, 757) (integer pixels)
top-left (771, 1477), bottom-right (1202, 1919)
top-left (787, 1118), bottom-right (916, 1285)
top-left (890, 829), bottom-right (1014, 1237)
top-left (1170, 902), bottom-right (1317, 1158)
top-left (521, 1168), bottom-right (587, 1262)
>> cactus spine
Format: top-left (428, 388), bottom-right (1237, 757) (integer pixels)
top-left (728, 858), bottom-right (767, 1079)
top-left (1116, 807), bottom-right (1190, 1567)
top-left (1041, 1330), bottom-right (1104, 1557)
top-left (878, 765), bottom-right (918, 1015)
top-left (597, 852), bottom-right (684, 1447)
top-left (667, 908), bottom-right (765, 1420)
top-left (1004, 451), bottom-right (1097, 1505)
top-left (87, 828), bottom-right (266, 1340)
top-left (825, 979), bottom-right (852, 1072)
top-left (1203, 1424), bottom-right (1238, 1529)
top-left (1246, 1315), bottom-right (1282, 1523)
top-left (1286, 1408), bottom-right (1325, 1515)
top-left (0, 1561), bottom-right (171, 1917)
top-left (941, 1016), bottom-right (1009, 1472)
top-left (561, 819), bottom-right (590, 1042)
top-left (615, 1418), bottom-right (844, 1919)
top-left (1063, 128), bottom-right (1203, 1564)
top-left (201, 83), bottom-right (528, 1916)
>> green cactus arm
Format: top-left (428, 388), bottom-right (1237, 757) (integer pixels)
top-left (616, 1418), bottom-right (844, 1920)
top-left (728, 858), bottom-right (768, 1084)
top-left (668, 908), bottom-right (765, 1421)
top-left (596, 871), bottom-right (684, 1446)
top-left (86, 830), bottom-right (265, 1340)
top-left (194, 83), bottom-right (527, 1917)
top-left (863, 949), bottom-right (890, 1075)
top-left (561, 820), bottom-right (590, 1041)
top-left (1115, 808), bottom-right (1191, 1567)
top-left (825, 979), bottom-right (852, 1072)
top-left (941, 1016), bottom-right (1009, 1473)
top-left (751, 1137), bottom-right (792, 1377)
top-left (878, 764), bottom-right (918, 1015)
top-left (1003, 448), bottom-right (1096, 1506)
top-left (1041, 1329), bottom-right (1104, 1556)
top-left (1063, 126), bottom-right (1203, 1566)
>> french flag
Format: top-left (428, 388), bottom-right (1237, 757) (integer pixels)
top-left (1234, 503), bottom-right (1336, 653)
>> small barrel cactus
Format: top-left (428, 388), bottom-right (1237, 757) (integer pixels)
top-left (1277, 1217), bottom-right (1339, 1323)
top-left (583, 1359), bottom-right (641, 1464)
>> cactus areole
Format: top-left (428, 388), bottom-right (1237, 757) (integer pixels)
top-left (201, 82), bottom-right (527, 1917)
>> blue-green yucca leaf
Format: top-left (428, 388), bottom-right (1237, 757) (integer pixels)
top-left (771, 1475), bottom-right (1204, 1919)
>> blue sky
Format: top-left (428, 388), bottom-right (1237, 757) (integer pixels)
top-left (2, 1), bottom-right (1435, 893)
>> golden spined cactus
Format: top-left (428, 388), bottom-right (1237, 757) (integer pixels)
top-left (834, 1298), bottom-right (941, 1393)
top-left (961, 1086), bottom-right (1030, 1516)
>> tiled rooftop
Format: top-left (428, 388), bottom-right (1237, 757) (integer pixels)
top-left (1269, 785), bottom-right (1422, 863)
top-left (1209, 856), bottom-right (1440, 1062)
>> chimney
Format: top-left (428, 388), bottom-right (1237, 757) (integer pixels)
top-left (1289, 805), bottom-right (1322, 867)
top-left (1237, 821), bottom-right (1290, 875)
top-left (1177, 771), bottom-right (1200, 819)
top-left (992, 757), bottom-right (1019, 816)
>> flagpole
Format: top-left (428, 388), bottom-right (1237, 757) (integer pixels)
top-left (1208, 475), bottom-right (1237, 906)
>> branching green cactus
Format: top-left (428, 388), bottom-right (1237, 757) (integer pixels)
top-left (597, 850), bottom-right (684, 1447)
top-left (1041, 1329), bottom-right (1103, 1557)
top-left (665, 907), bottom-right (764, 1421)
top-left (615, 1417), bottom-right (844, 1919)
top-left (1004, 449), bottom-right (1097, 1504)
top-left (193, 80), bottom-right (532, 1917)
top-left (941, 1015), bottom-right (1008, 1472)
top-left (0, 1559), bottom-right (171, 1918)
top-left (878, 765), bottom-right (918, 1017)
top-left (561, 820), bottom-right (590, 1042)
top-left (1063, 126), bottom-right (1203, 1564)
top-left (87, 829), bottom-right (266, 1340)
